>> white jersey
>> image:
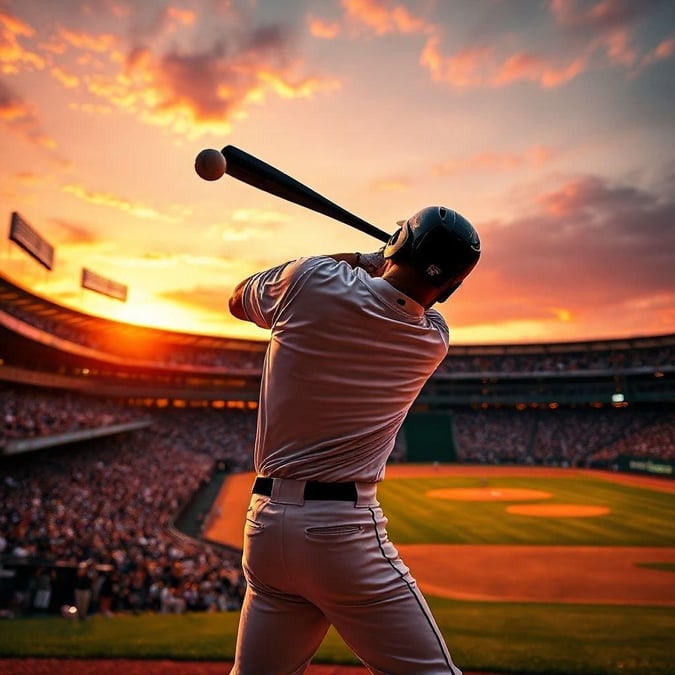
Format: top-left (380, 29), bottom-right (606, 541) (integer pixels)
top-left (240, 255), bottom-right (449, 483)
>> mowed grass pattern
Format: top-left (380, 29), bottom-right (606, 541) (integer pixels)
top-left (379, 474), bottom-right (675, 546)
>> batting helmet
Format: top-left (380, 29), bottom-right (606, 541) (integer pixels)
top-left (383, 206), bottom-right (481, 301)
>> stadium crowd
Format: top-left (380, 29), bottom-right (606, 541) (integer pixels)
top-left (438, 345), bottom-right (673, 375)
top-left (0, 416), bottom-right (252, 618)
top-left (587, 415), bottom-right (675, 465)
top-left (452, 407), bottom-right (673, 467)
top-left (0, 385), bottom-right (146, 443)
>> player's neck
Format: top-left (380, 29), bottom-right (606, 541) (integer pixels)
top-left (382, 267), bottom-right (437, 309)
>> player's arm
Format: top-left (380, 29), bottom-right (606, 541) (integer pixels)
top-left (229, 277), bottom-right (252, 321)
top-left (229, 251), bottom-right (385, 325)
top-left (229, 260), bottom-right (297, 326)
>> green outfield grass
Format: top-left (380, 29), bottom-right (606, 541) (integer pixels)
top-left (0, 601), bottom-right (673, 674)
top-left (379, 474), bottom-right (675, 546)
top-left (2, 470), bottom-right (673, 674)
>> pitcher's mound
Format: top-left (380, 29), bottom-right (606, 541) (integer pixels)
top-left (506, 504), bottom-right (610, 517)
top-left (427, 487), bottom-right (551, 501)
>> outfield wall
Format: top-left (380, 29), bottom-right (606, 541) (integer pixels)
top-left (618, 455), bottom-right (674, 477)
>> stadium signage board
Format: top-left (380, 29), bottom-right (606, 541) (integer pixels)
top-left (8, 211), bottom-right (54, 270)
top-left (81, 267), bottom-right (128, 302)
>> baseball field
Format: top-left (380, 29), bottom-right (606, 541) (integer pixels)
top-left (1, 465), bottom-right (673, 674)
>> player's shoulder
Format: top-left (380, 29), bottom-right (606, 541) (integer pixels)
top-left (424, 308), bottom-right (450, 344)
top-left (289, 255), bottom-right (351, 283)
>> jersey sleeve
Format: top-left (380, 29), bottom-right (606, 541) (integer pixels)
top-left (241, 257), bottom-right (325, 329)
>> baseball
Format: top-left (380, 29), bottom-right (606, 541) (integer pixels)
top-left (195, 148), bottom-right (226, 181)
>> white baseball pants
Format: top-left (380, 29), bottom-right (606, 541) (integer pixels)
top-left (230, 477), bottom-right (461, 675)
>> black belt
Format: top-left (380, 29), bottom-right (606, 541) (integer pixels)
top-left (253, 476), bottom-right (358, 502)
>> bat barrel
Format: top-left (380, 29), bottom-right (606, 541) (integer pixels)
top-left (222, 146), bottom-right (391, 244)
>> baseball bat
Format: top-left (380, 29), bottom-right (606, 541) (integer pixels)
top-left (221, 145), bottom-right (391, 244)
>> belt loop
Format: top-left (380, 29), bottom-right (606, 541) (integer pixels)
top-left (271, 477), bottom-right (306, 505)
top-left (354, 482), bottom-right (378, 508)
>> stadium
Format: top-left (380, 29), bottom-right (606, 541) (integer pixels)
top-left (1, 270), bottom-right (673, 675)
top-left (2, 1), bottom-right (674, 672)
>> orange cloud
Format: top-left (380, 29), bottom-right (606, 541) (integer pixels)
top-left (418, 2), bottom-right (669, 91)
top-left (308, 16), bottom-right (341, 39)
top-left (0, 10), bottom-right (34, 38)
top-left (493, 51), bottom-right (588, 88)
top-left (460, 173), bottom-right (675, 334)
top-left (597, 28), bottom-right (638, 67)
top-left (57, 27), bottom-right (119, 54)
top-left (421, 37), bottom-right (492, 89)
top-left (51, 66), bottom-right (79, 89)
top-left (421, 33), bottom-right (590, 90)
top-left (62, 183), bottom-right (163, 220)
top-left (0, 9), bottom-right (341, 139)
top-left (257, 67), bottom-right (340, 99)
top-left (0, 79), bottom-right (55, 148)
top-left (0, 10), bottom-right (45, 73)
top-left (549, 0), bottom-right (672, 76)
top-left (370, 176), bottom-right (412, 192)
top-left (538, 179), bottom-right (587, 215)
top-left (166, 7), bottom-right (196, 26)
top-left (433, 146), bottom-right (556, 176)
top-left (110, 37), bottom-right (340, 136)
top-left (341, 0), bottom-right (430, 35)
top-left (31, 21), bottom-right (333, 138)
top-left (641, 36), bottom-right (675, 66)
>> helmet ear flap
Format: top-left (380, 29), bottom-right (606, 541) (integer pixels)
top-left (383, 223), bottom-right (411, 261)
top-left (435, 281), bottom-right (462, 303)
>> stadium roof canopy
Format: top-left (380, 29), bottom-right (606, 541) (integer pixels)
top-left (0, 271), bottom-right (673, 356)
top-left (0, 271), bottom-right (266, 353)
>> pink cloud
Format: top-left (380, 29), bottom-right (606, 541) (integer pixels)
top-left (421, 37), bottom-right (493, 89)
top-left (421, 34), bottom-right (589, 90)
top-left (166, 7), bottom-right (196, 27)
top-left (641, 36), bottom-right (675, 66)
top-left (341, 0), bottom-right (430, 35)
top-left (57, 27), bottom-right (119, 54)
top-left (417, 2), bottom-right (670, 91)
top-left (132, 29), bottom-right (339, 130)
top-left (0, 10), bottom-right (45, 73)
top-left (433, 146), bottom-right (557, 176)
top-left (454, 172), bottom-right (674, 333)
top-left (493, 174), bottom-right (672, 301)
top-left (492, 51), bottom-right (588, 88)
top-left (308, 16), bottom-right (341, 39)
top-left (1, 8), bottom-right (340, 138)
top-left (0, 79), bottom-right (55, 148)
top-left (596, 28), bottom-right (638, 67)
top-left (370, 176), bottom-right (412, 192)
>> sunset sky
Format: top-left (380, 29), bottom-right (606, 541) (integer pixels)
top-left (1, 0), bottom-right (673, 345)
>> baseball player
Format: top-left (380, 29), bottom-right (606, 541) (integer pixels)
top-left (228, 206), bottom-right (481, 674)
